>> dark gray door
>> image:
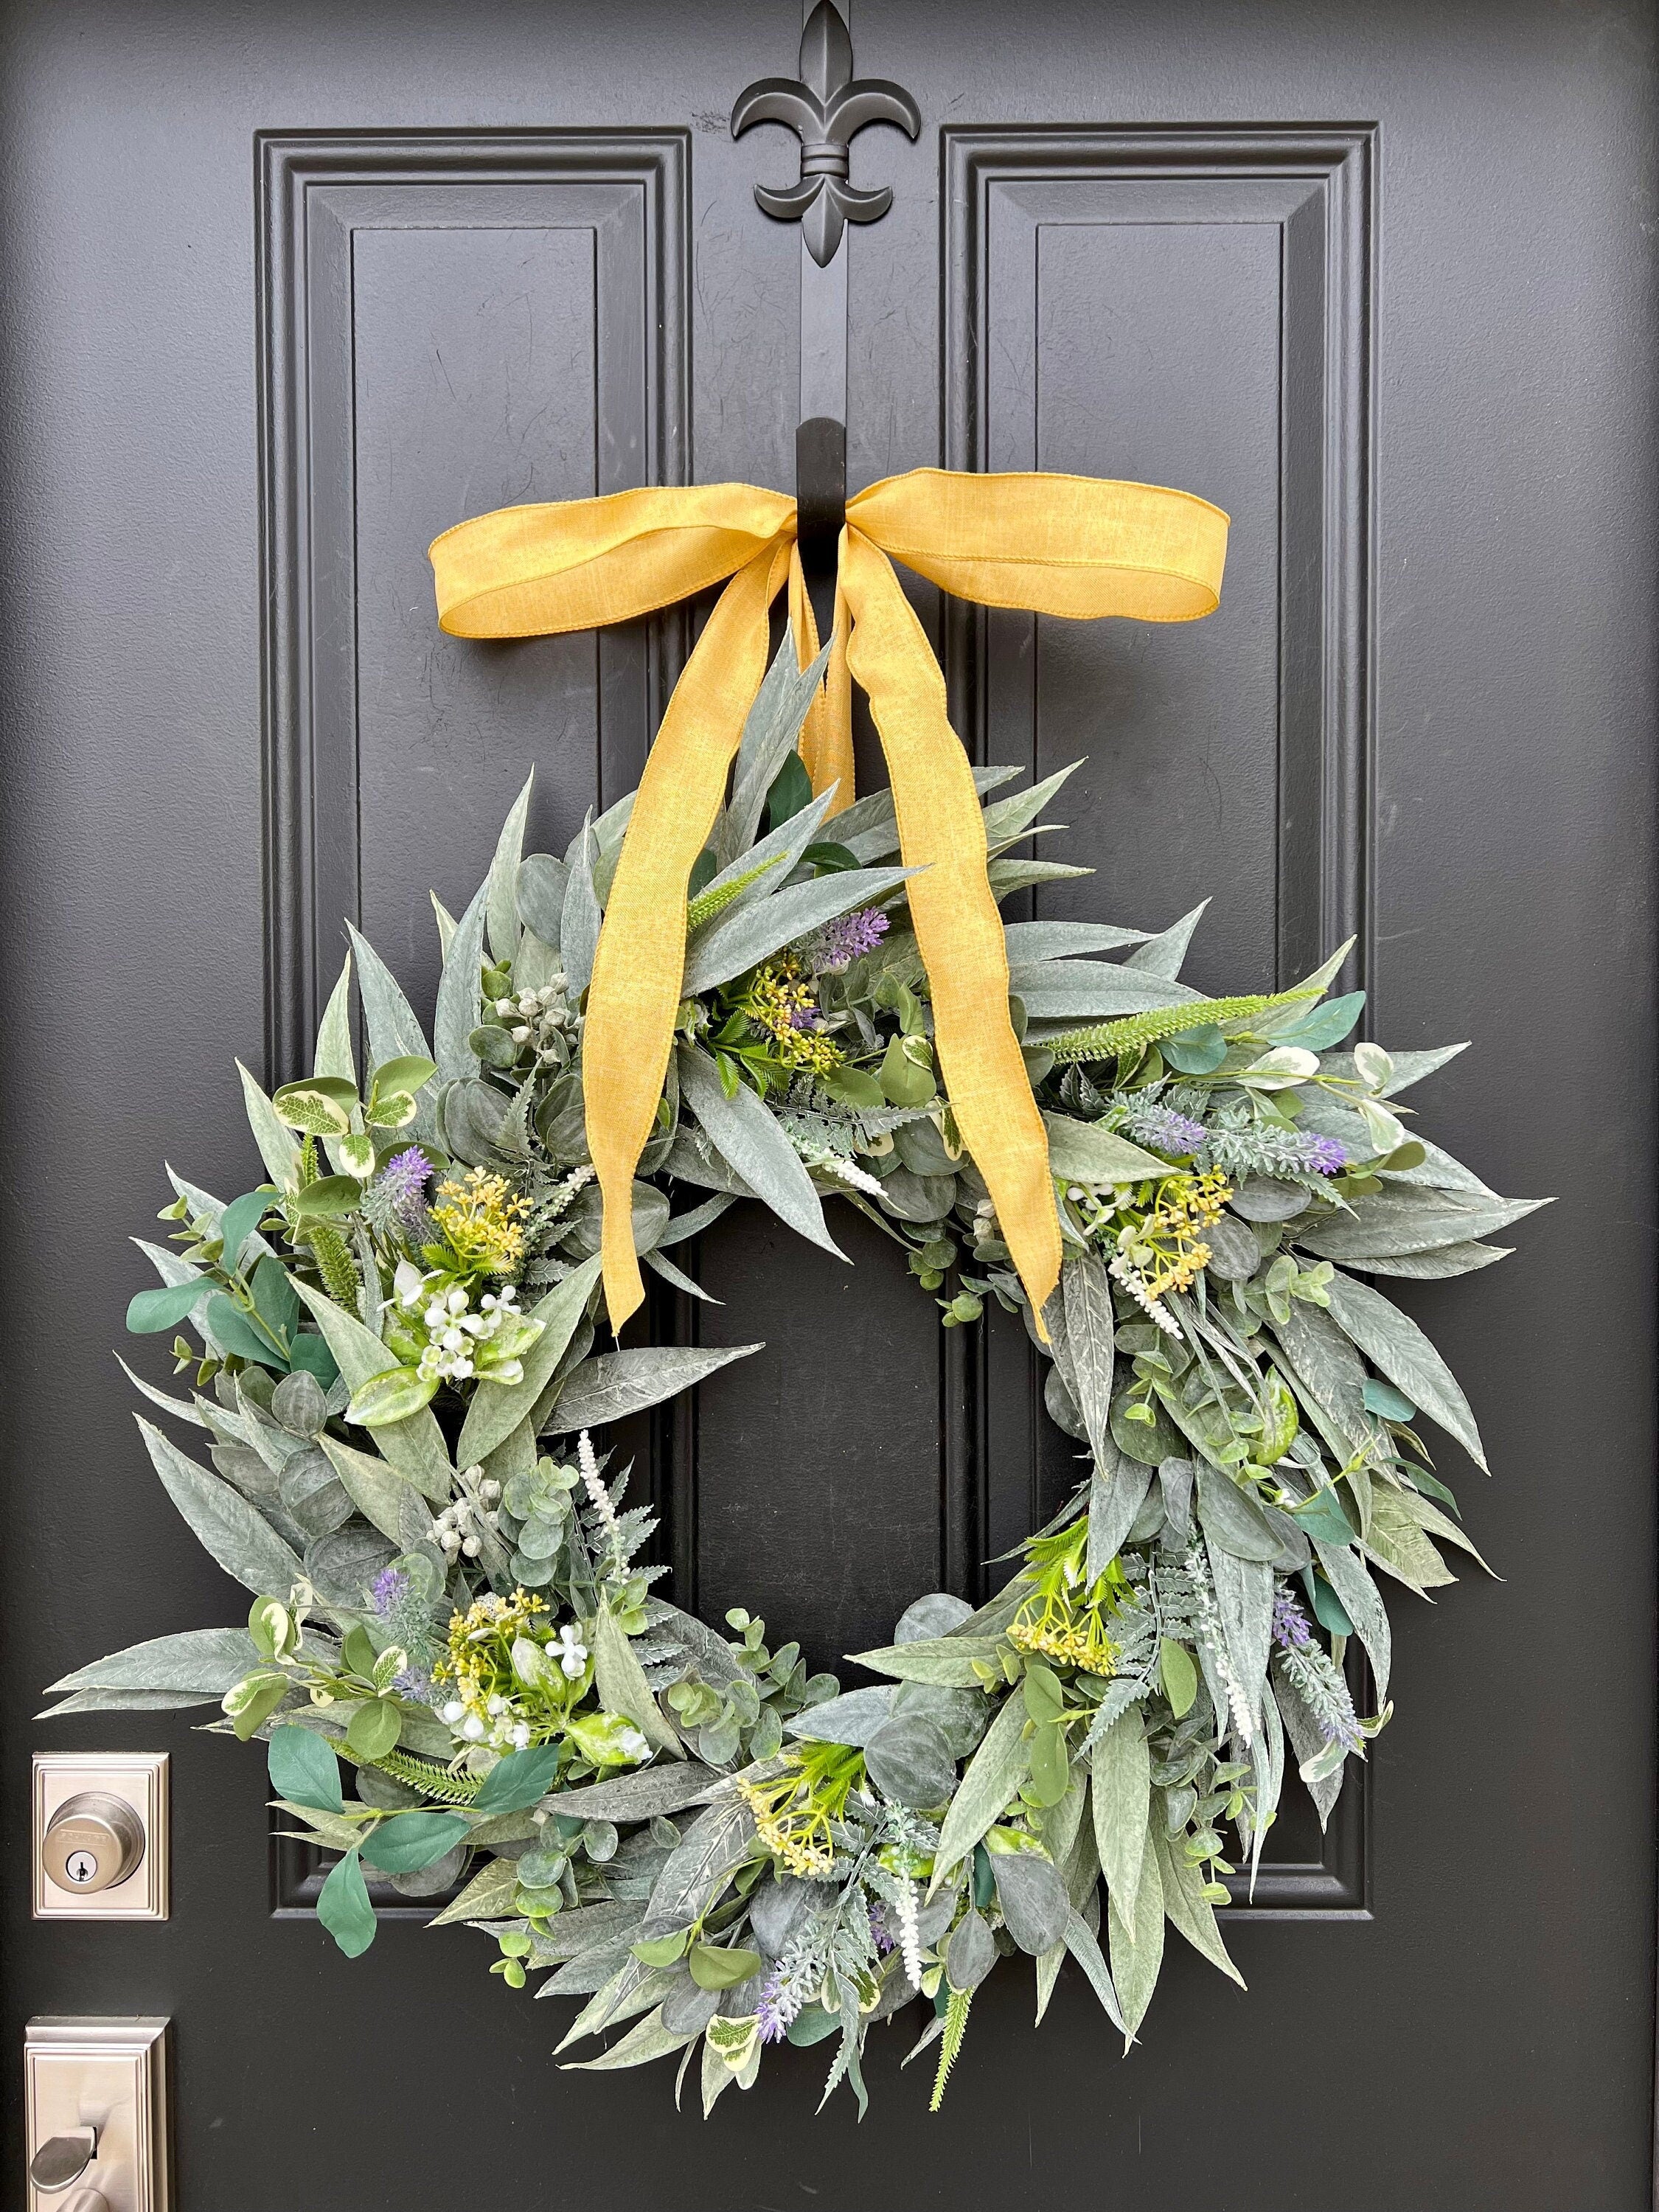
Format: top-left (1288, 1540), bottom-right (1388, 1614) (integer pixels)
top-left (2, 2), bottom-right (1652, 2206)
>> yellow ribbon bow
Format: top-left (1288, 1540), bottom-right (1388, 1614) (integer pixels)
top-left (430, 469), bottom-right (1228, 1336)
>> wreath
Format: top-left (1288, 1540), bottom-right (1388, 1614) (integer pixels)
top-left (48, 641), bottom-right (1538, 2116)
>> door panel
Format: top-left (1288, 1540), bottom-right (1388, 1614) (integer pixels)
top-left (1, 4), bottom-right (1652, 2208)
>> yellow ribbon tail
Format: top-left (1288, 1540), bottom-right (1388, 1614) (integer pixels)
top-left (584, 543), bottom-right (785, 1332)
top-left (840, 530), bottom-right (1062, 1335)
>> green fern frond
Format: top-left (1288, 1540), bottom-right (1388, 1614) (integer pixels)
top-left (930, 1987), bottom-right (973, 2112)
top-left (307, 1221), bottom-right (361, 1307)
top-left (686, 856), bottom-right (779, 933)
top-left (1043, 990), bottom-right (1317, 1068)
top-left (337, 1742), bottom-right (484, 1805)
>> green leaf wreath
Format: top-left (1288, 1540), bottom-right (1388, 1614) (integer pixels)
top-left (46, 640), bottom-right (1543, 2115)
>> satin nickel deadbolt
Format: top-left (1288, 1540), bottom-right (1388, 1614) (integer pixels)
top-left (32, 1756), bottom-right (167, 1920)
top-left (24, 2019), bottom-right (169, 2212)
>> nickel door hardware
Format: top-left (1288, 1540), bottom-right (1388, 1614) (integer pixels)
top-left (32, 1756), bottom-right (168, 1921)
top-left (24, 2019), bottom-right (169, 2212)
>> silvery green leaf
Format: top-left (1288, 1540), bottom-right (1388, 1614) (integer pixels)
top-left (643, 1248), bottom-right (717, 1302)
top-left (1086, 1443), bottom-right (1153, 1584)
top-left (291, 1281), bottom-right (451, 1501)
top-left (426, 1856), bottom-right (520, 1927)
top-left (1253, 940), bottom-right (1354, 1033)
top-left (890, 1683), bottom-right (987, 1759)
top-left (486, 771), bottom-right (533, 964)
top-left (1001, 920), bottom-right (1150, 962)
top-left (836, 763), bottom-right (1018, 863)
top-left (235, 1062), bottom-right (301, 1189)
top-left (592, 1605), bottom-right (681, 1759)
top-left (1106, 1829), bottom-right (1164, 2042)
top-left (696, 787), bottom-right (836, 909)
top-left (1193, 1462), bottom-right (1283, 1563)
top-left (678, 1046), bottom-right (846, 1260)
top-left (714, 629), bottom-right (830, 866)
top-left (136, 1417), bottom-right (304, 1597)
top-left (46, 1626), bottom-right (260, 1698)
top-left (659, 1131), bottom-right (754, 1198)
top-left (1042, 1113), bottom-right (1167, 1186)
top-left (864, 1715), bottom-right (957, 1809)
top-left (1271, 1301), bottom-right (1368, 1451)
top-left (1202, 1214), bottom-right (1261, 1281)
top-left (565, 2006), bottom-right (697, 2073)
top-left (1321, 1040), bottom-right (1470, 1096)
top-left (785, 1685), bottom-right (894, 1746)
top-left (430, 894), bottom-right (457, 959)
top-left (116, 1356), bottom-right (207, 1429)
top-left (543, 1764), bottom-right (722, 1823)
top-left (390, 1843), bottom-right (470, 1899)
top-left (442, 1077), bottom-right (512, 1167)
top-left (1295, 1184), bottom-right (1548, 1262)
top-left (1160, 1455), bottom-right (1194, 1540)
top-left (1312, 1538), bottom-right (1391, 1703)
top-left (979, 759), bottom-right (1083, 849)
top-left (278, 1445), bottom-right (354, 1537)
top-left (434, 879), bottom-right (490, 1084)
top-left (1374, 1138), bottom-right (1496, 1197)
top-left (314, 952), bottom-right (357, 1091)
top-left (516, 853), bottom-right (569, 949)
top-left (1060, 1907), bottom-right (1127, 2028)
top-left (988, 857), bottom-right (1094, 900)
top-left (549, 1342), bottom-right (760, 1434)
top-left (1229, 1176), bottom-right (1310, 1222)
top-left (682, 864), bottom-right (918, 994)
top-left (456, 1253), bottom-right (602, 1464)
top-left (930, 1694), bottom-right (1029, 1888)
top-left (1060, 1250), bottom-right (1116, 1473)
top-left (42, 1688), bottom-right (225, 1717)
top-left (1090, 1709), bottom-right (1150, 1921)
top-left (1150, 1826), bottom-right (1244, 1987)
top-left (1273, 1666), bottom-right (1346, 1826)
top-left (344, 925), bottom-right (438, 1145)
top-left (656, 1193), bottom-right (736, 1248)
top-left (641, 1798), bottom-right (756, 1937)
top-left (317, 1436), bottom-right (431, 1548)
top-left (1343, 1240), bottom-right (1512, 1280)
top-left (1124, 900), bottom-right (1208, 978)
top-left (304, 1522), bottom-right (397, 1609)
top-left (1010, 962), bottom-right (1197, 1021)
top-left (560, 817), bottom-right (602, 995)
top-left (894, 1592), bottom-right (974, 1642)
top-left (1206, 1542), bottom-right (1273, 1731)
top-left (851, 1637), bottom-right (1001, 1688)
top-left (749, 1872), bottom-right (813, 1959)
top-left (994, 1849), bottom-right (1070, 1956)
top-left (946, 1908), bottom-right (997, 1992)
top-left (1324, 1268), bottom-right (1489, 1470)
top-left (647, 1602), bottom-right (744, 1688)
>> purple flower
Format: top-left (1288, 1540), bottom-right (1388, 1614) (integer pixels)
top-left (392, 1665), bottom-right (434, 1702)
top-left (1271, 1585), bottom-right (1314, 1652)
top-left (807, 906), bottom-right (889, 974)
top-left (366, 1147), bottom-right (434, 1237)
top-left (369, 1565), bottom-right (411, 1618)
top-left (1299, 1133), bottom-right (1349, 1177)
top-left (754, 1965), bottom-right (796, 2045)
top-left (868, 1900), bottom-right (896, 1956)
top-left (1124, 1102), bottom-right (1208, 1158)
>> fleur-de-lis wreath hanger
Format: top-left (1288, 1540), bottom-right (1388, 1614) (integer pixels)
top-left (731, 0), bottom-right (922, 265)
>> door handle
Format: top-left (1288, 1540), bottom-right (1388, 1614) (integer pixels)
top-left (24, 2020), bottom-right (169, 2211)
top-left (29, 2127), bottom-right (97, 2191)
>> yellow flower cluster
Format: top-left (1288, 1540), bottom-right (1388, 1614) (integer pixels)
top-left (737, 1743), bottom-right (861, 1878)
top-left (745, 959), bottom-right (844, 1077)
top-left (437, 1587), bottom-right (547, 1703)
top-left (1009, 1592), bottom-right (1119, 1677)
top-left (1124, 1170), bottom-right (1234, 1300)
top-left (432, 1167), bottom-right (530, 1276)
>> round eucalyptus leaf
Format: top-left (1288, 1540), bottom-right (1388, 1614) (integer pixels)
top-left (946, 1908), bottom-right (997, 1992)
top-left (892, 1116), bottom-right (956, 1179)
top-left (559, 1179), bottom-right (668, 1259)
top-left (660, 1972), bottom-right (721, 2036)
top-left (581, 1819), bottom-right (619, 1863)
top-left (864, 1714), bottom-right (958, 1810)
top-left (891, 1682), bottom-right (990, 1760)
top-left (534, 1072), bottom-right (590, 1166)
top-left (749, 1871), bottom-right (813, 1959)
top-left (271, 1368), bottom-right (327, 1438)
top-left (1228, 1176), bottom-right (1310, 1222)
top-left (443, 1078), bottom-right (512, 1166)
top-left (388, 1844), bottom-right (469, 1898)
top-left (279, 1446), bottom-right (355, 1537)
top-left (468, 1023), bottom-right (521, 1071)
top-left (992, 1849), bottom-right (1070, 1955)
top-left (877, 1167), bottom-right (957, 1223)
top-left (304, 1523), bottom-right (397, 1609)
top-left (1203, 1213), bottom-right (1262, 1282)
top-left (352, 1764), bottom-right (420, 1811)
top-left (893, 1592), bottom-right (974, 1644)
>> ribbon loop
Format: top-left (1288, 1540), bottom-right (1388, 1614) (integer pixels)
top-left (431, 467), bottom-right (1228, 1336)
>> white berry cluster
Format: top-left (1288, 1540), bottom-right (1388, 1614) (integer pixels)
top-left (431, 1464), bottom-right (503, 1562)
top-left (493, 980), bottom-right (577, 1066)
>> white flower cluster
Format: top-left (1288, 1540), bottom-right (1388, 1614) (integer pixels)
top-left (394, 1262), bottom-right (528, 1385)
top-left (431, 1465), bottom-right (502, 1562)
top-left (494, 980), bottom-right (576, 1066)
top-left (1108, 1251), bottom-right (1180, 1335)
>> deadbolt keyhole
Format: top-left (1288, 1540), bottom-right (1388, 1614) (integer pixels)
top-left (41, 1793), bottom-right (145, 1897)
